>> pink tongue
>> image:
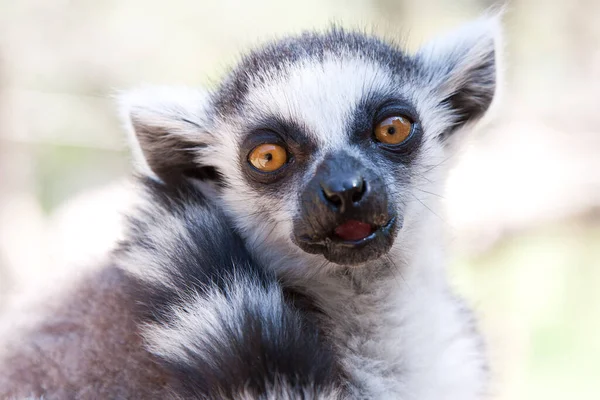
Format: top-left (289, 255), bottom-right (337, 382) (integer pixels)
top-left (334, 220), bottom-right (373, 241)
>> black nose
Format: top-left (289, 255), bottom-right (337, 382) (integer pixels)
top-left (321, 175), bottom-right (367, 212)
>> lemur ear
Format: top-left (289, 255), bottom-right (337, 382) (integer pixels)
top-left (119, 86), bottom-right (216, 183)
top-left (416, 14), bottom-right (502, 139)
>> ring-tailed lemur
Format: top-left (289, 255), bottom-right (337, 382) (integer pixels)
top-left (0, 15), bottom-right (500, 400)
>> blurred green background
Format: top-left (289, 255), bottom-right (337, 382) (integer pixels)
top-left (0, 1), bottom-right (599, 399)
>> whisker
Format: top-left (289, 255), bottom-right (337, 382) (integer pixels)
top-left (385, 254), bottom-right (412, 295)
top-left (420, 154), bottom-right (455, 174)
top-left (408, 192), bottom-right (449, 227)
top-left (413, 187), bottom-right (445, 199)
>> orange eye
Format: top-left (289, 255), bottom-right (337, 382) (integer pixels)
top-left (374, 115), bottom-right (413, 145)
top-left (248, 143), bottom-right (288, 172)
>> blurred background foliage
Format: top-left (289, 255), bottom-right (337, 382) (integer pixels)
top-left (0, 1), bottom-right (599, 399)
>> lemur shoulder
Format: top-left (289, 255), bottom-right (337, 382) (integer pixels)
top-left (0, 15), bottom-right (501, 400)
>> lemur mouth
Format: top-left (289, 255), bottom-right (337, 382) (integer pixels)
top-left (294, 216), bottom-right (398, 265)
top-left (297, 216), bottom-right (397, 249)
top-left (331, 216), bottom-right (396, 246)
top-left (334, 220), bottom-right (373, 241)
top-left (293, 211), bottom-right (400, 265)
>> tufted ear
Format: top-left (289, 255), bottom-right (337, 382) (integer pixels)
top-left (416, 14), bottom-right (502, 139)
top-left (119, 86), bottom-right (218, 183)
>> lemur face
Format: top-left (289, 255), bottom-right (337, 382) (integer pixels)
top-left (122, 17), bottom-right (498, 268)
top-left (218, 57), bottom-right (427, 266)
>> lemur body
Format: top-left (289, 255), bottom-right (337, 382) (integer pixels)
top-left (0, 15), bottom-right (500, 399)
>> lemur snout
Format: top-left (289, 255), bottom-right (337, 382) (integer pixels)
top-left (320, 174), bottom-right (367, 213)
top-left (293, 152), bottom-right (398, 265)
top-left (310, 153), bottom-right (385, 225)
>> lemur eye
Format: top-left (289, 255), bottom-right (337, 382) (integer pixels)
top-left (374, 115), bottom-right (413, 145)
top-left (248, 144), bottom-right (288, 172)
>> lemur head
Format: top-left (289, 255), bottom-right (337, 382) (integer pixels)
top-left (121, 16), bottom-right (500, 270)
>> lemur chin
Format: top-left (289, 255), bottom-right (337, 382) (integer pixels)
top-left (0, 14), bottom-right (501, 400)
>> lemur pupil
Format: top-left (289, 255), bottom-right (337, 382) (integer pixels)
top-left (265, 153), bottom-right (273, 161)
top-left (388, 127), bottom-right (396, 135)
